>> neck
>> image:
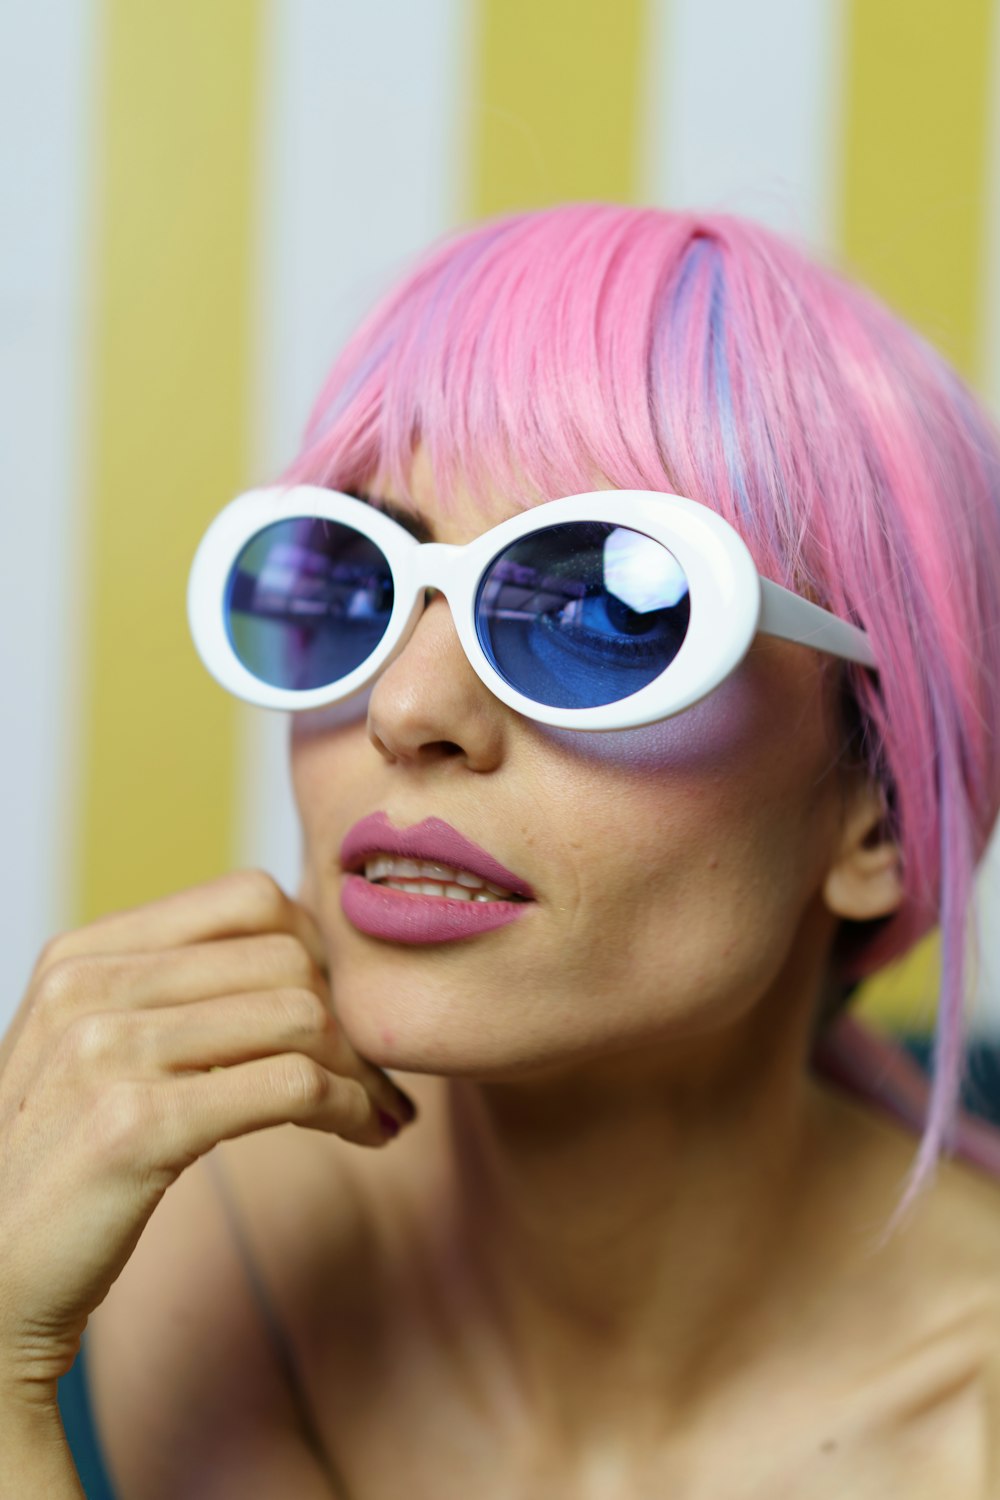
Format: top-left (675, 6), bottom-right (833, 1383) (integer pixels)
top-left (412, 955), bottom-right (855, 1461)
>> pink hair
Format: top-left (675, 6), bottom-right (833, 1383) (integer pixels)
top-left (280, 203), bottom-right (1000, 1230)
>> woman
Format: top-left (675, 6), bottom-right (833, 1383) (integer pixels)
top-left (4, 203), bottom-right (1000, 1496)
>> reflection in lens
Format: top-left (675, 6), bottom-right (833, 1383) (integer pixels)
top-left (474, 522), bottom-right (690, 709)
top-left (225, 518), bottom-right (393, 690)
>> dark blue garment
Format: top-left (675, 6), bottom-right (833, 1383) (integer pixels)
top-left (902, 1037), bottom-right (1000, 1130)
top-left (57, 1331), bottom-right (117, 1500)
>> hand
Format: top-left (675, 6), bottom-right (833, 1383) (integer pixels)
top-left (0, 869), bottom-right (416, 1398)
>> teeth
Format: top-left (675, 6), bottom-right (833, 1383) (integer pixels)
top-left (362, 854), bottom-right (516, 901)
top-left (365, 856), bottom-right (422, 882)
top-left (378, 878), bottom-right (506, 902)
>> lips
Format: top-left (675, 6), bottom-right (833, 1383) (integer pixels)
top-left (339, 812), bottom-right (535, 944)
top-left (340, 812), bottom-right (534, 898)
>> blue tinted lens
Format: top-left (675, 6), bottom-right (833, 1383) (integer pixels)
top-left (475, 522), bottom-right (690, 709)
top-left (225, 518), bottom-right (393, 691)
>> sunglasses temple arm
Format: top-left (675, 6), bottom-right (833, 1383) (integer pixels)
top-left (757, 579), bottom-right (878, 670)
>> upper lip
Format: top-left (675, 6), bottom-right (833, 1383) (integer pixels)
top-left (340, 812), bottom-right (534, 898)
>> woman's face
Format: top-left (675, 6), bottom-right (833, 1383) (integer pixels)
top-left (291, 453), bottom-right (854, 1086)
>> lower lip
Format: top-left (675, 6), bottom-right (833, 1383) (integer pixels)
top-left (340, 874), bottom-right (531, 944)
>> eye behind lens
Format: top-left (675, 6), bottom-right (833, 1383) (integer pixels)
top-left (474, 521), bottom-right (691, 709)
top-left (224, 516), bottom-right (394, 692)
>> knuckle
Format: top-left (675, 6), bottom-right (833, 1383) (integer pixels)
top-left (32, 954), bottom-right (127, 1020)
top-left (279, 988), bottom-right (331, 1038)
top-left (275, 1054), bottom-right (330, 1110)
top-left (264, 931), bottom-right (316, 987)
top-left (31, 955), bottom-right (93, 1016)
top-left (59, 1011), bottom-right (126, 1069)
top-left (32, 929), bottom-right (76, 979)
top-left (234, 868), bottom-right (289, 926)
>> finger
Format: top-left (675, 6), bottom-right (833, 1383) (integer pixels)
top-left (34, 933), bottom-right (328, 1015)
top-left (4, 872), bottom-right (327, 1085)
top-left (21, 936), bottom-right (415, 1123)
top-left (78, 992), bottom-right (416, 1125)
top-left (33, 870), bottom-right (329, 980)
top-left (157, 1054), bottom-right (402, 1153)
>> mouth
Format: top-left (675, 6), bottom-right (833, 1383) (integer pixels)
top-left (360, 855), bottom-right (529, 903)
top-left (339, 813), bottom-right (534, 944)
top-left (340, 812), bottom-right (535, 904)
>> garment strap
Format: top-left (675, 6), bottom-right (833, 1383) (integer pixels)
top-left (202, 1149), bottom-right (353, 1499)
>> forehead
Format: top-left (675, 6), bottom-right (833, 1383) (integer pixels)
top-left (373, 445), bottom-right (615, 546)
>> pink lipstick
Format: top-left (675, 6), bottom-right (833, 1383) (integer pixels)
top-left (339, 812), bottom-right (534, 944)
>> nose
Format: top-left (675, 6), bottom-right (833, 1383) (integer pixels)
top-left (366, 595), bottom-right (507, 770)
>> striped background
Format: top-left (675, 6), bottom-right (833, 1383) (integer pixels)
top-left (4, 0), bottom-right (1000, 1038)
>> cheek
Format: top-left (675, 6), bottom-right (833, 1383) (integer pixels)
top-left (536, 662), bottom-right (764, 775)
top-left (288, 717), bottom-right (368, 876)
top-left (532, 661), bottom-right (834, 917)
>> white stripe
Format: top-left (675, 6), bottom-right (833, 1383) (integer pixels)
top-left (237, 0), bottom-right (470, 890)
top-left (641, 0), bottom-right (842, 250)
top-left (0, 1), bottom-right (101, 1030)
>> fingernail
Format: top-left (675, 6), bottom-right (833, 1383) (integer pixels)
top-left (378, 1108), bottom-right (401, 1138)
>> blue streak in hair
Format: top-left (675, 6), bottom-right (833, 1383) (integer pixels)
top-left (664, 238), bottom-right (752, 525)
top-left (705, 254), bottom-right (753, 525)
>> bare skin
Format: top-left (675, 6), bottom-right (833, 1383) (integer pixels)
top-left (83, 1070), bottom-right (1000, 1495)
top-left (0, 873), bottom-right (419, 1496)
top-left (19, 448), bottom-right (1000, 1496)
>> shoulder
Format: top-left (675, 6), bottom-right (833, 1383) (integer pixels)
top-left (812, 1076), bottom-right (1000, 1276)
top-left (84, 1125), bottom-right (367, 1500)
top-left (825, 1096), bottom-right (1000, 1489)
top-left (898, 1134), bottom-right (1000, 1315)
top-left (919, 1153), bottom-right (1000, 1442)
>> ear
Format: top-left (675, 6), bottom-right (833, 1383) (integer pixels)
top-left (822, 777), bottom-right (904, 923)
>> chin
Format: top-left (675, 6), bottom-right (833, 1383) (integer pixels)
top-left (329, 962), bottom-right (477, 1067)
top-left (326, 962), bottom-right (567, 1082)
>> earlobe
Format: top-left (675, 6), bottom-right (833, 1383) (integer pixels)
top-left (821, 781), bottom-right (905, 923)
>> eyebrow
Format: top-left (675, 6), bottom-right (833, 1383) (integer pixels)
top-left (343, 489), bottom-right (435, 544)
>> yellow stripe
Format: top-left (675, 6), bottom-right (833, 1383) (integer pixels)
top-left (76, 3), bottom-right (262, 923)
top-left (468, 0), bottom-right (646, 217)
top-left (839, 0), bottom-right (994, 382)
top-left (840, 0), bottom-right (995, 1030)
top-left (853, 941), bottom-right (940, 1034)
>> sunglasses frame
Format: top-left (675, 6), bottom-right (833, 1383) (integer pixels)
top-left (187, 485), bottom-right (877, 732)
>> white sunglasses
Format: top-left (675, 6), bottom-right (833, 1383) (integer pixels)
top-left (187, 485), bottom-right (877, 732)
